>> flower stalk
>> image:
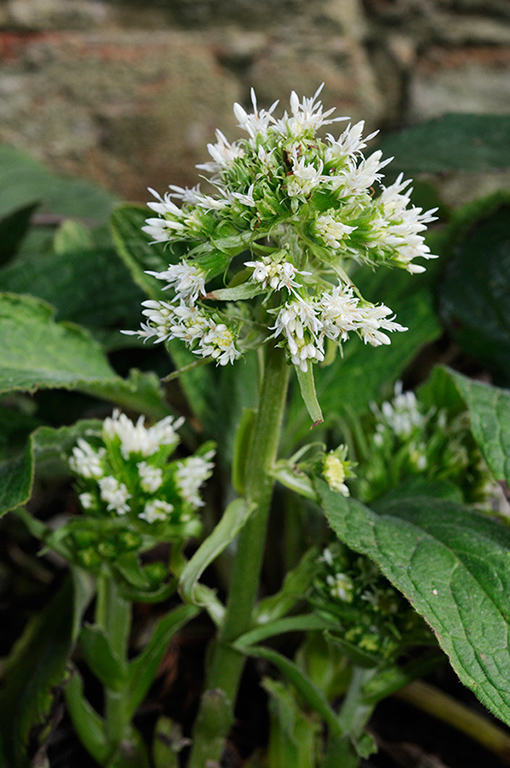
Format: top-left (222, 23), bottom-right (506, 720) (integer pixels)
top-left (187, 341), bottom-right (290, 768)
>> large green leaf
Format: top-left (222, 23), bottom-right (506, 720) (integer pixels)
top-left (0, 144), bottom-right (117, 222)
top-left (317, 481), bottom-right (510, 726)
top-left (0, 293), bottom-right (170, 414)
top-left (0, 293), bottom-right (118, 393)
top-left (437, 194), bottom-right (510, 382)
top-left (446, 369), bottom-right (510, 485)
top-left (0, 203), bottom-right (39, 265)
top-left (0, 244), bottom-right (145, 343)
top-left (377, 114), bottom-right (510, 174)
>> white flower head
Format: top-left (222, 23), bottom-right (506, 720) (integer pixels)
top-left (137, 461), bottom-right (163, 493)
top-left (146, 261), bottom-right (208, 305)
top-left (197, 322), bottom-right (241, 366)
top-left (79, 492), bottom-right (94, 510)
top-left (69, 439), bottom-right (105, 479)
top-left (98, 476), bottom-right (131, 516)
top-left (103, 410), bottom-right (184, 460)
top-left (175, 450), bottom-right (215, 508)
top-left (271, 298), bottom-right (325, 372)
top-left (245, 251), bottom-right (310, 292)
top-left (139, 499), bottom-right (174, 524)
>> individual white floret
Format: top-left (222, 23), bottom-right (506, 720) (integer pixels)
top-left (378, 382), bottom-right (426, 437)
top-left (327, 572), bottom-right (354, 602)
top-left (138, 499), bottom-right (174, 524)
top-left (146, 261), bottom-right (208, 305)
top-left (286, 152), bottom-right (325, 200)
top-left (196, 323), bottom-right (241, 366)
top-left (335, 151), bottom-right (393, 195)
top-left (69, 439), bottom-right (105, 479)
top-left (137, 461), bottom-right (163, 493)
top-left (197, 129), bottom-right (246, 175)
top-left (175, 450), bottom-right (215, 508)
top-left (245, 253), bottom-right (310, 292)
top-left (315, 214), bottom-right (357, 250)
top-left (324, 121), bottom-right (379, 162)
top-left (98, 476), bottom-right (131, 515)
top-left (233, 88), bottom-right (279, 142)
top-left (272, 298), bottom-right (325, 371)
top-left (79, 492), bottom-right (94, 510)
top-left (274, 84), bottom-right (346, 138)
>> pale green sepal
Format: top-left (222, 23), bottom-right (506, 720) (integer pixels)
top-left (179, 498), bottom-right (254, 605)
top-left (296, 366), bottom-right (324, 426)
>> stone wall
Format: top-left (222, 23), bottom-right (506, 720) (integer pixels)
top-left (0, 0), bottom-right (509, 202)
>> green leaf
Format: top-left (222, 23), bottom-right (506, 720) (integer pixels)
top-left (64, 667), bottom-right (109, 766)
top-left (54, 219), bottom-right (95, 253)
top-left (437, 194), bottom-right (510, 382)
top-left (110, 203), bottom-right (168, 298)
top-left (207, 282), bottom-right (265, 301)
top-left (0, 203), bottom-right (39, 265)
top-left (0, 576), bottom-right (93, 766)
top-left (235, 615), bottom-right (338, 650)
top-left (0, 293), bottom-right (118, 394)
top-left (0, 244), bottom-right (145, 347)
top-left (243, 646), bottom-right (342, 737)
top-left (263, 678), bottom-right (321, 768)
top-left (377, 114), bottom-right (510, 173)
top-left (296, 367), bottom-right (323, 426)
top-left (0, 144), bottom-right (117, 222)
top-left (446, 369), bottom-right (510, 485)
top-left (125, 605), bottom-right (199, 721)
top-left (317, 480), bottom-right (510, 726)
top-left (179, 498), bottom-right (253, 605)
top-left (0, 294), bottom-right (171, 418)
top-left (80, 624), bottom-right (127, 691)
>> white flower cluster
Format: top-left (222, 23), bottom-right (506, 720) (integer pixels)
top-left (69, 411), bottom-right (215, 530)
top-left (271, 283), bottom-right (407, 372)
top-left (126, 86), bottom-right (436, 375)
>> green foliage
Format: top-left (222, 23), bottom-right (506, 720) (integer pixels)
top-left (0, 144), bottom-right (117, 222)
top-left (438, 193), bottom-right (510, 383)
top-left (377, 114), bottom-right (510, 173)
top-left (0, 572), bottom-right (94, 768)
top-left (318, 481), bottom-right (510, 726)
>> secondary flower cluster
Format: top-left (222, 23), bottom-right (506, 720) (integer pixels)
top-left (67, 410), bottom-right (215, 569)
top-left (127, 86), bottom-right (436, 373)
top-left (310, 541), bottom-right (428, 664)
top-left (355, 383), bottom-right (493, 504)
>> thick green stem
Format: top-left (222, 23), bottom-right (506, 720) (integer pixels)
top-left (187, 343), bottom-right (290, 768)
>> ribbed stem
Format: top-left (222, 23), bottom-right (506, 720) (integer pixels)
top-left (187, 343), bottom-right (290, 768)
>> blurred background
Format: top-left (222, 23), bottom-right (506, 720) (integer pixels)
top-left (0, 0), bottom-right (509, 207)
